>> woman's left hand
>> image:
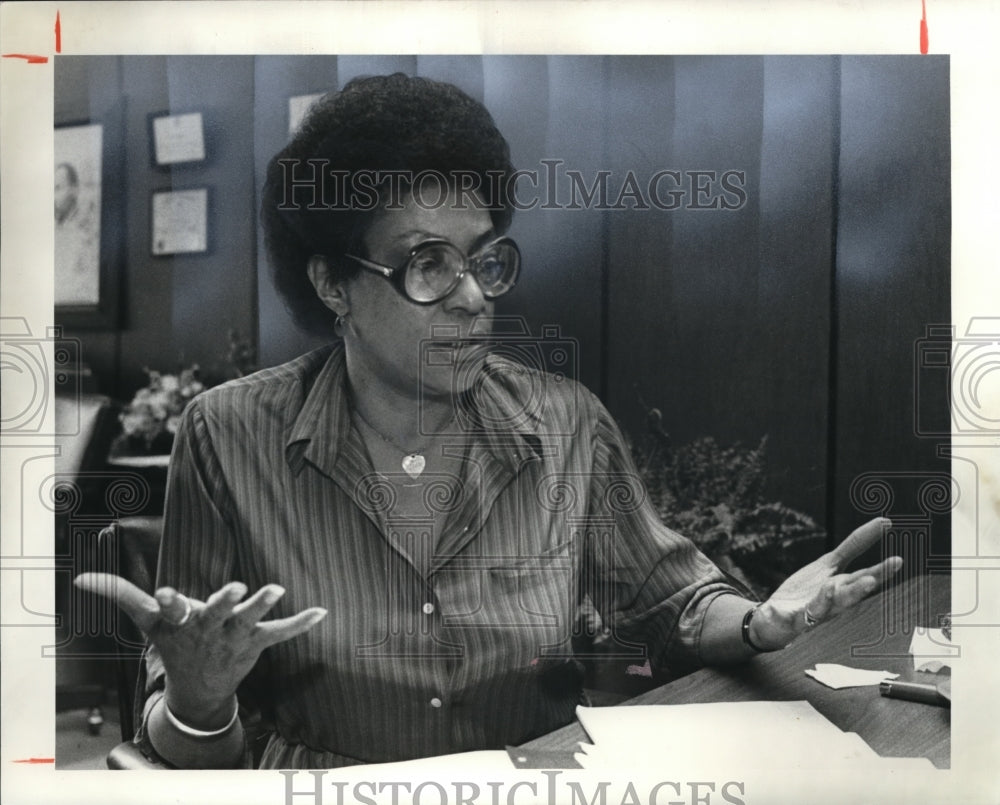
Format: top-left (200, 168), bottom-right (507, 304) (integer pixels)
top-left (749, 517), bottom-right (904, 651)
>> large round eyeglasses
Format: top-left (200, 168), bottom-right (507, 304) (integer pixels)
top-left (345, 237), bottom-right (521, 304)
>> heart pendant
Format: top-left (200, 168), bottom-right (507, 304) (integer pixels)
top-left (401, 454), bottom-right (425, 479)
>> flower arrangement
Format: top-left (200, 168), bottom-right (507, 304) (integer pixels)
top-left (113, 365), bottom-right (205, 453)
top-left (109, 333), bottom-right (256, 458)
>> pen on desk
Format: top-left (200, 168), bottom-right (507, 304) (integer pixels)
top-left (879, 680), bottom-right (949, 708)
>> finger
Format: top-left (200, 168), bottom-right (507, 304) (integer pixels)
top-left (828, 556), bottom-right (904, 613)
top-left (843, 555), bottom-right (904, 587)
top-left (253, 607), bottom-right (328, 649)
top-left (829, 574), bottom-right (881, 612)
top-left (154, 587), bottom-right (194, 627)
top-left (74, 572), bottom-right (161, 633)
top-left (228, 584), bottom-right (285, 630)
top-left (806, 583), bottom-right (837, 622)
top-left (199, 581), bottom-right (249, 625)
top-left (803, 576), bottom-right (859, 626)
top-left (802, 555), bottom-right (904, 627)
top-left (830, 517), bottom-right (891, 569)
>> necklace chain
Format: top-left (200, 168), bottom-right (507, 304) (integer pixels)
top-left (352, 408), bottom-right (455, 480)
top-left (352, 408), bottom-right (429, 457)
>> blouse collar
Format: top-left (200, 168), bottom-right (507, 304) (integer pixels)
top-left (286, 343), bottom-right (544, 479)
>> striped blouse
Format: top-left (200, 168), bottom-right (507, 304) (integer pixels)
top-left (138, 343), bottom-right (742, 768)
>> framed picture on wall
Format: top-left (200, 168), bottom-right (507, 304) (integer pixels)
top-left (54, 105), bottom-right (124, 329)
top-left (150, 187), bottom-right (210, 256)
top-left (148, 111), bottom-right (207, 167)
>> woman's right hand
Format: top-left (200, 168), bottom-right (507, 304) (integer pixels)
top-left (74, 572), bottom-right (327, 730)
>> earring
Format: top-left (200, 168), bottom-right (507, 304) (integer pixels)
top-left (334, 313), bottom-right (348, 338)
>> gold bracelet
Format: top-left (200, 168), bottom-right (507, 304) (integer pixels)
top-left (162, 697), bottom-right (239, 738)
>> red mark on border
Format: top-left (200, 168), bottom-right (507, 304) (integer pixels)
top-left (1, 11), bottom-right (60, 64)
top-left (12, 758), bottom-right (55, 764)
top-left (920, 0), bottom-right (929, 54)
top-left (1, 54), bottom-right (49, 64)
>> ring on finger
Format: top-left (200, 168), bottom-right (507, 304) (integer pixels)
top-left (803, 608), bottom-right (819, 629)
top-left (174, 596), bottom-right (193, 627)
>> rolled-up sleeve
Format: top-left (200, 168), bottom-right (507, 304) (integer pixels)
top-left (584, 397), bottom-right (748, 675)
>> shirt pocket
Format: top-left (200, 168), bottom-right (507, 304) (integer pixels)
top-left (487, 540), bottom-right (576, 628)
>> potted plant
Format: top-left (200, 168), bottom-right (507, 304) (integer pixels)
top-left (630, 406), bottom-right (826, 599)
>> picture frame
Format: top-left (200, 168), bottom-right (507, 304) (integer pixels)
top-left (150, 187), bottom-right (211, 256)
top-left (148, 110), bottom-right (207, 167)
top-left (54, 104), bottom-right (124, 329)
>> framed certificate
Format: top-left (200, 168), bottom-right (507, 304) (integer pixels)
top-left (150, 187), bottom-right (210, 256)
top-left (149, 111), bottom-right (207, 166)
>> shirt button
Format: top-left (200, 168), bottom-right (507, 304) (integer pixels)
top-left (430, 697), bottom-right (443, 708)
top-left (422, 602), bottom-right (435, 615)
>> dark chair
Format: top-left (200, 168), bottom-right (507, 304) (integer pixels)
top-left (98, 516), bottom-right (163, 739)
top-left (54, 393), bottom-right (120, 720)
top-left (96, 516), bottom-right (172, 769)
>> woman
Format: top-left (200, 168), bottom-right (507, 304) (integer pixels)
top-left (77, 73), bottom-right (901, 769)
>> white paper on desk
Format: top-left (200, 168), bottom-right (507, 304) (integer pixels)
top-left (574, 701), bottom-right (881, 770)
top-left (324, 749), bottom-right (514, 778)
top-left (804, 663), bottom-right (899, 689)
top-left (909, 628), bottom-right (958, 672)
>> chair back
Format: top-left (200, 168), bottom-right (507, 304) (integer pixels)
top-left (55, 393), bottom-right (116, 477)
top-left (96, 516), bottom-right (163, 743)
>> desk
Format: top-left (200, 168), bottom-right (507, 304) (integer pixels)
top-left (523, 574), bottom-right (950, 768)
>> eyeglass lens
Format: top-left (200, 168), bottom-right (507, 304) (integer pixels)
top-left (403, 241), bottom-right (519, 303)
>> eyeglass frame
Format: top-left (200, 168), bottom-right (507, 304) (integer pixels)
top-left (343, 236), bottom-right (521, 305)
